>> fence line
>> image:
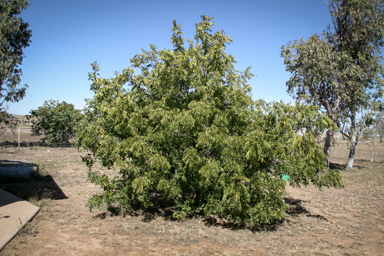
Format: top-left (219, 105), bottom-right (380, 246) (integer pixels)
top-left (0, 140), bottom-right (73, 148)
top-left (318, 140), bottom-right (384, 162)
top-left (1, 128), bottom-right (73, 148)
top-left (2, 128), bottom-right (384, 161)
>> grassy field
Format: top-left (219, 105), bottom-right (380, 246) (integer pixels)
top-left (0, 130), bottom-right (383, 255)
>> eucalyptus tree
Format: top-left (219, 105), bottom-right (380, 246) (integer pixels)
top-left (281, 0), bottom-right (384, 171)
top-left (0, 0), bottom-right (32, 111)
top-left (76, 16), bottom-right (343, 225)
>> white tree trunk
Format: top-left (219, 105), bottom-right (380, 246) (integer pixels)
top-left (371, 142), bottom-right (374, 163)
top-left (346, 135), bottom-right (357, 171)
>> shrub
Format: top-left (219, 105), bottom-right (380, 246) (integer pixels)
top-left (76, 16), bottom-right (343, 225)
top-left (30, 100), bottom-right (83, 144)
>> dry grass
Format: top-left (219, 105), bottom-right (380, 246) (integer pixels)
top-left (0, 131), bottom-right (383, 255)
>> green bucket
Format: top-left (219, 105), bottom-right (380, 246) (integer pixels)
top-left (281, 174), bottom-right (290, 181)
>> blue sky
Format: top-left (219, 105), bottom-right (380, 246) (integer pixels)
top-left (8, 0), bottom-right (333, 115)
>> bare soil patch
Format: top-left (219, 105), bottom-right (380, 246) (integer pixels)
top-left (0, 131), bottom-right (383, 255)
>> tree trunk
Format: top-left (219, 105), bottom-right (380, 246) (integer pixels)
top-left (371, 141), bottom-right (375, 163)
top-left (346, 135), bottom-right (357, 171)
top-left (323, 130), bottom-right (334, 172)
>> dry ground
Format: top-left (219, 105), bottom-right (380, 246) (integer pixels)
top-left (0, 130), bottom-right (383, 255)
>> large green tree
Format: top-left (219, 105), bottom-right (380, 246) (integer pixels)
top-left (76, 16), bottom-right (343, 225)
top-left (0, 0), bottom-right (32, 112)
top-left (30, 100), bottom-right (83, 144)
top-left (281, 0), bottom-right (384, 171)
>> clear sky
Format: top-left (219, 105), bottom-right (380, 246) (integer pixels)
top-left (8, 0), bottom-right (333, 115)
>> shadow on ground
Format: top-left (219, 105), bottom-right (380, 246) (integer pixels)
top-left (330, 160), bottom-right (368, 170)
top-left (0, 161), bottom-right (67, 202)
top-left (284, 197), bottom-right (328, 221)
top-left (88, 184), bottom-right (332, 233)
top-left (329, 162), bottom-right (346, 171)
top-left (91, 194), bottom-right (328, 232)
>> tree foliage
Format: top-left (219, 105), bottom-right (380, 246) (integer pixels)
top-left (76, 16), bottom-right (343, 225)
top-left (30, 100), bottom-right (83, 144)
top-left (0, 110), bottom-right (17, 135)
top-left (0, 0), bottom-right (32, 111)
top-left (281, 0), bottom-right (384, 171)
top-left (364, 111), bottom-right (384, 143)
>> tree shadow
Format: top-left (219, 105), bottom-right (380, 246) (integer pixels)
top-left (91, 193), bottom-right (175, 222)
top-left (329, 162), bottom-right (345, 171)
top-left (306, 214), bottom-right (328, 221)
top-left (121, 194), bottom-right (284, 232)
top-left (352, 159), bottom-right (380, 166)
top-left (129, 197), bottom-right (282, 232)
top-left (329, 160), bottom-right (368, 171)
top-left (93, 212), bottom-right (108, 219)
top-left (284, 197), bottom-right (328, 221)
top-left (284, 197), bottom-right (310, 216)
top-left (201, 215), bottom-right (283, 232)
top-left (90, 193), bottom-right (328, 232)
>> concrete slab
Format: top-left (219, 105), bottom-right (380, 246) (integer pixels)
top-left (0, 189), bottom-right (40, 251)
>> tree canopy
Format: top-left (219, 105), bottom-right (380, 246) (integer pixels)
top-left (0, 0), bottom-right (32, 111)
top-left (76, 16), bottom-right (343, 225)
top-left (30, 100), bottom-right (83, 144)
top-left (281, 0), bottom-right (384, 171)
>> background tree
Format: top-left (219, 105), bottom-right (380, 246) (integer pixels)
top-left (76, 16), bottom-right (343, 225)
top-left (0, 0), bottom-right (32, 111)
top-left (0, 110), bottom-right (17, 135)
top-left (363, 111), bottom-right (384, 143)
top-left (281, 0), bottom-right (384, 171)
top-left (361, 127), bottom-right (375, 142)
top-left (30, 100), bottom-right (83, 144)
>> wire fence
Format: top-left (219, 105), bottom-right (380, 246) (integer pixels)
top-left (2, 127), bottom-right (384, 162)
top-left (318, 140), bottom-right (384, 162)
top-left (0, 127), bottom-right (73, 148)
top-left (0, 140), bottom-right (73, 148)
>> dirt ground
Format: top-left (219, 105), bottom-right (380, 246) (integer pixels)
top-left (0, 130), bottom-right (383, 255)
